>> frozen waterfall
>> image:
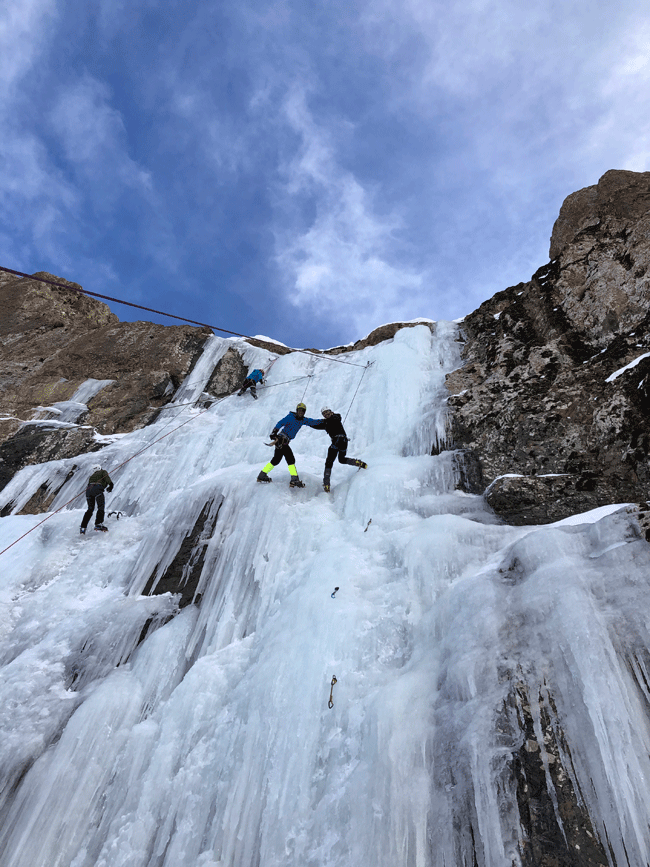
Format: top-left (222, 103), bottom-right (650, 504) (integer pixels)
top-left (1, 322), bottom-right (650, 866)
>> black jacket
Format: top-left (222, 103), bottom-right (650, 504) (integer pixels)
top-left (87, 469), bottom-right (114, 492)
top-left (313, 413), bottom-right (347, 441)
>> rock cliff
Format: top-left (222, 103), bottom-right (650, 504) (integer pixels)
top-left (2, 169), bottom-right (649, 527)
top-left (1, 173), bottom-right (650, 867)
top-left (446, 169), bottom-right (650, 524)
top-left (0, 272), bottom-right (212, 494)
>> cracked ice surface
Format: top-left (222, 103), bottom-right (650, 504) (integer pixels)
top-left (1, 323), bottom-right (650, 866)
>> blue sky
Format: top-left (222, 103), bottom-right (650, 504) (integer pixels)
top-left (1, 0), bottom-right (649, 349)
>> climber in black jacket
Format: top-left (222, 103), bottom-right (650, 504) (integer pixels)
top-left (312, 408), bottom-right (367, 492)
top-left (80, 465), bottom-right (114, 533)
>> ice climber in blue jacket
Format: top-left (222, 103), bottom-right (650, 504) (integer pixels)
top-left (238, 368), bottom-right (264, 399)
top-left (257, 402), bottom-right (320, 487)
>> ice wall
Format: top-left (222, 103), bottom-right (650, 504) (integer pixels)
top-left (1, 322), bottom-right (650, 866)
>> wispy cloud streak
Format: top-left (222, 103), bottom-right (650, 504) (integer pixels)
top-left (275, 87), bottom-right (426, 339)
top-left (49, 76), bottom-right (152, 203)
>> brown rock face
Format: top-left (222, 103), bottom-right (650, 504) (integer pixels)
top-left (0, 272), bottom-right (212, 490)
top-left (446, 169), bottom-right (650, 524)
top-left (549, 170), bottom-right (650, 346)
top-left (549, 169), bottom-right (650, 260)
top-left (204, 347), bottom-right (248, 398)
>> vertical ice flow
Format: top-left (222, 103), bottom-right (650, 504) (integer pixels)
top-left (1, 323), bottom-right (650, 865)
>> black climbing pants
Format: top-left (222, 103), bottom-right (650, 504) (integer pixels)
top-left (239, 379), bottom-right (257, 398)
top-left (81, 484), bottom-right (105, 529)
top-left (323, 435), bottom-right (361, 482)
top-left (270, 443), bottom-right (296, 467)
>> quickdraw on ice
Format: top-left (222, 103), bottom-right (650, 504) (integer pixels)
top-left (364, 519), bottom-right (372, 532)
top-left (331, 587), bottom-right (339, 598)
top-left (328, 676), bottom-right (338, 709)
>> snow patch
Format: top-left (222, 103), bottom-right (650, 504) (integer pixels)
top-left (605, 352), bottom-right (650, 382)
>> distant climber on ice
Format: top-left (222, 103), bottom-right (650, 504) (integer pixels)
top-left (257, 402), bottom-right (320, 488)
top-left (313, 407), bottom-right (367, 492)
top-left (80, 464), bottom-right (114, 533)
top-left (238, 368), bottom-right (264, 400)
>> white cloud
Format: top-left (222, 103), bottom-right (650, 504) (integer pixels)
top-left (0, 0), bottom-right (56, 99)
top-left (49, 76), bottom-right (152, 198)
top-left (589, 19), bottom-right (650, 173)
top-left (0, 125), bottom-right (82, 271)
top-left (360, 0), bottom-right (650, 178)
top-left (163, 77), bottom-right (250, 175)
top-left (0, 131), bottom-right (76, 206)
top-left (0, 0), bottom-right (74, 267)
top-left (275, 86), bottom-right (427, 338)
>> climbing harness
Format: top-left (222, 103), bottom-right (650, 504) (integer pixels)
top-left (0, 265), bottom-right (367, 368)
top-left (328, 676), bottom-right (337, 709)
top-left (265, 432), bottom-right (290, 448)
top-left (331, 587), bottom-right (339, 598)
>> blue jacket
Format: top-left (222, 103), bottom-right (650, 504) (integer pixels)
top-left (247, 369), bottom-right (264, 383)
top-left (272, 411), bottom-right (320, 441)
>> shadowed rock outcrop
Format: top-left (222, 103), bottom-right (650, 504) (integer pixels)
top-left (204, 347), bottom-right (248, 398)
top-left (446, 169), bottom-right (650, 524)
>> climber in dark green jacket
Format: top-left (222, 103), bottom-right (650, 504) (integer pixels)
top-left (80, 465), bottom-right (114, 533)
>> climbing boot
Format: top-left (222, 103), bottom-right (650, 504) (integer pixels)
top-left (323, 483), bottom-right (331, 493)
top-left (354, 460), bottom-right (367, 469)
top-left (94, 524), bottom-right (108, 532)
top-left (79, 527), bottom-right (86, 535)
top-left (289, 477), bottom-right (305, 488)
top-left (257, 471), bottom-right (272, 483)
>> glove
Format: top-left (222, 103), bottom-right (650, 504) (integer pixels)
top-left (107, 485), bottom-right (114, 492)
top-left (270, 429), bottom-right (279, 439)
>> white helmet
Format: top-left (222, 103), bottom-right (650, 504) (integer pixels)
top-left (321, 407), bottom-right (332, 415)
top-left (92, 464), bottom-right (102, 472)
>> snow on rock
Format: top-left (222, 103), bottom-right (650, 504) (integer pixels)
top-left (31, 378), bottom-right (115, 424)
top-left (0, 322), bottom-right (650, 866)
top-left (605, 351), bottom-right (650, 383)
